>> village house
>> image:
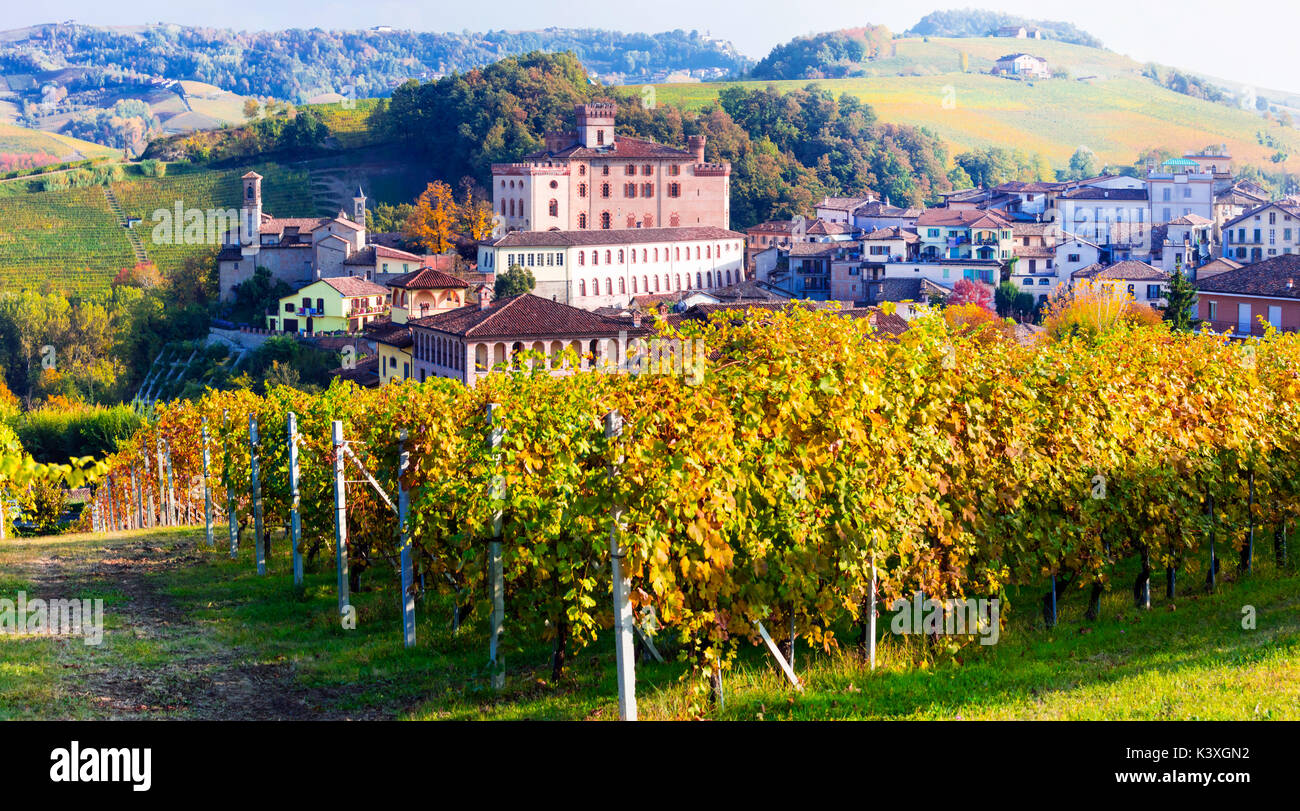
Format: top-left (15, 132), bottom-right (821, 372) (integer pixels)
top-left (1071, 260), bottom-right (1169, 307)
top-left (492, 102), bottom-right (730, 232)
top-left (1055, 186), bottom-right (1150, 258)
top-left (996, 24), bottom-right (1043, 39)
top-left (1153, 214), bottom-right (1215, 275)
top-left (849, 200), bottom-right (924, 232)
top-left (814, 194), bottom-right (879, 224)
top-left (991, 53), bottom-right (1052, 80)
top-left (915, 208), bottom-right (1015, 262)
top-left (266, 275), bottom-right (391, 334)
top-left (1147, 157), bottom-right (1216, 225)
top-left (409, 291), bottom-right (650, 387)
top-left (364, 266), bottom-right (474, 384)
top-left (1196, 254), bottom-right (1300, 336)
top-left (477, 226), bottom-right (746, 310)
top-left (1222, 200), bottom-right (1300, 263)
top-left (861, 226), bottom-right (920, 263)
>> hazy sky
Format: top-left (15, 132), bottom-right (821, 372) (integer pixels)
top-left (13, 0), bottom-right (1299, 91)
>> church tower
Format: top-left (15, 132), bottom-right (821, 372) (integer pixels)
top-left (240, 171), bottom-right (263, 249)
top-left (352, 186), bottom-right (367, 227)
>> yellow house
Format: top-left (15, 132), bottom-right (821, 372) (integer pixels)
top-left (267, 276), bottom-right (391, 334)
top-left (366, 266), bottom-right (473, 384)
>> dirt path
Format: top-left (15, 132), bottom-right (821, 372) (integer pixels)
top-left (25, 534), bottom-right (384, 720)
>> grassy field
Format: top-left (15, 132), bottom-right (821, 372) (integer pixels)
top-left (0, 122), bottom-right (120, 161)
top-left (1, 525), bottom-right (1295, 720)
top-left (653, 37), bottom-right (1300, 173)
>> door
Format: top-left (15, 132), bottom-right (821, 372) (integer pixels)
top-left (282, 318), bottom-right (298, 333)
top-left (1269, 306), bottom-right (1282, 330)
top-left (1237, 303), bottom-right (1252, 334)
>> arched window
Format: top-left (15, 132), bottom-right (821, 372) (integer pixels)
top-left (578, 165), bottom-right (586, 176)
top-left (642, 249), bottom-right (648, 262)
top-left (548, 199), bottom-right (558, 217)
top-left (618, 249), bottom-right (624, 262)
top-left (706, 245), bottom-right (711, 259)
top-left (605, 250), bottom-right (612, 264)
top-left (643, 275), bottom-right (649, 292)
top-left (631, 250), bottom-right (636, 264)
top-left (499, 199), bottom-right (506, 215)
top-left (655, 275), bottom-right (661, 292)
top-left (579, 280), bottom-right (586, 296)
top-left (674, 247), bottom-right (679, 260)
top-left (577, 213), bottom-right (587, 229)
top-left (593, 251), bottom-right (600, 266)
top-left (675, 274), bottom-right (681, 290)
top-left (601, 183), bottom-right (610, 198)
top-left (697, 272), bottom-right (703, 288)
top-left (605, 278), bottom-right (613, 295)
top-left (508, 199), bottom-right (515, 217)
top-left (600, 212), bottom-right (611, 229)
top-left (631, 277), bottom-right (638, 293)
top-left (578, 251), bottom-right (585, 266)
top-left (696, 246), bottom-right (701, 259)
top-left (578, 183), bottom-right (587, 198)
top-left (591, 278), bottom-right (599, 294)
top-left (618, 278), bottom-right (626, 294)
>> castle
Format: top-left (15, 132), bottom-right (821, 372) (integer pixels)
top-left (491, 103), bottom-right (731, 233)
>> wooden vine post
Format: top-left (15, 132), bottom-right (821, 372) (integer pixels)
top-left (155, 435), bottom-right (169, 526)
top-left (1242, 471), bottom-right (1254, 574)
top-left (287, 412), bottom-right (303, 588)
top-left (487, 403), bottom-right (505, 690)
top-left (869, 553), bottom-right (878, 670)
top-left (398, 428), bottom-right (416, 648)
top-left (249, 416), bottom-right (266, 575)
top-left (201, 418), bottom-right (214, 547)
top-left (605, 410), bottom-right (637, 720)
top-left (164, 439), bottom-right (177, 527)
top-left (132, 465), bottom-right (144, 531)
top-left (332, 420), bottom-right (350, 618)
top-left (224, 410), bottom-right (237, 558)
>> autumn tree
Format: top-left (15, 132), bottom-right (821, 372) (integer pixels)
top-left (405, 181), bottom-right (458, 253)
top-left (947, 278), bottom-right (994, 309)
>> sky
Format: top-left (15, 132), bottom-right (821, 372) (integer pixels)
top-left (11, 0), bottom-right (1299, 92)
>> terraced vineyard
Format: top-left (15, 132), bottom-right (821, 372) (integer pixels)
top-left (0, 185), bottom-right (134, 294)
top-left (0, 161), bottom-right (317, 294)
top-left (308, 100), bottom-right (385, 150)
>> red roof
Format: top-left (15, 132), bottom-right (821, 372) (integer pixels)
top-left (409, 294), bottom-right (641, 340)
top-left (386, 266), bottom-right (470, 290)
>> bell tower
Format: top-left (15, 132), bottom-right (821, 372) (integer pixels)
top-left (352, 186), bottom-right (367, 227)
top-left (240, 171), bottom-right (263, 248)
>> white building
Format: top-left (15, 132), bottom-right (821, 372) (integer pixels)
top-left (477, 226), bottom-right (746, 310)
top-left (1147, 158), bottom-right (1215, 225)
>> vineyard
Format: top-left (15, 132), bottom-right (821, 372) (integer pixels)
top-left (0, 161), bottom-right (317, 294)
top-left (83, 308), bottom-right (1300, 715)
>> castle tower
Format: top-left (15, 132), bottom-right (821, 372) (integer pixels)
top-left (240, 171), bottom-right (263, 248)
top-left (352, 186), bottom-right (367, 227)
top-left (575, 102), bottom-right (616, 149)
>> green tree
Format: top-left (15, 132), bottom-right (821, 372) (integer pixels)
top-left (995, 281), bottom-right (1021, 317)
top-left (1162, 266), bottom-right (1198, 331)
top-left (1066, 146), bottom-right (1100, 180)
top-left (495, 264), bottom-right (536, 298)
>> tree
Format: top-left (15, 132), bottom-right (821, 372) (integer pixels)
top-left (405, 181), bottom-right (458, 254)
top-left (995, 281), bottom-right (1021, 317)
top-left (1066, 146), bottom-right (1099, 181)
top-left (242, 98), bottom-right (261, 120)
top-left (1162, 266), bottom-right (1198, 331)
top-left (495, 264), bottom-right (536, 299)
top-left (947, 278), bottom-right (993, 309)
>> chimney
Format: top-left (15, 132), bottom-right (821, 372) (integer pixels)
top-left (1289, 278), bottom-right (1295, 290)
top-left (687, 134), bottom-right (706, 163)
top-left (479, 286), bottom-right (493, 310)
top-left (631, 311), bottom-right (642, 328)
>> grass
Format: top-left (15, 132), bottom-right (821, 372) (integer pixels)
top-left (652, 36), bottom-right (1300, 173)
top-left (0, 122), bottom-right (120, 161)
top-left (0, 524), bottom-right (1296, 720)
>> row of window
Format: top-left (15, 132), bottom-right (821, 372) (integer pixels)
top-left (576, 242), bottom-right (736, 266)
top-left (577, 212), bottom-right (678, 229)
top-left (576, 268), bottom-right (739, 297)
top-left (1228, 228), bottom-right (1296, 244)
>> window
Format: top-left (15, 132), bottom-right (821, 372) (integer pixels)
top-left (578, 165), bottom-right (586, 176)
top-left (600, 212), bottom-right (611, 229)
top-left (670, 213), bottom-right (680, 227)
top-left (285, 302), bottom-right (294, 312)
top-left (625, 183), bottom-right (636, 198)
top-left (642, 165), bottom-right (652, 175)
top-left (626, 164), bottom-right (636, 175)
top-left (549, 180), bottom-right (558, 189)
top-left (643, 183), bottom-right (654, 198)
top-left (605, 278), bottom-right (612, 295)
top-left (1146, 284), bottom-right (1162, 299)
top-left (592, 251), bottom-right (599, 266)
top-left (579, 280), bottom-right (586, 296)
top-left (601, 183), bottom-right (610, 199)
top-left (1068, 253), bottom-right (1080, 263)
top-left (548, 199), bottom-right (558, 217)
top-left (601, 165), bottom-right (610, 176)
top-left (618, 249), bottom-right (624, 262)
top-left (605, 250), bottom-right (612, 264)
top-left (668, 183), bottom-right (681, 198)
top-left (578, 251), bottom-right (585, 266)
top-left (596, 130), bottom-right (605, 146)
top-left (578, 213), bottom-right (588, 229)
top-left (627, 214), bottom-right (636, 228)
top-left (668, 164), bottom-right (680, 176)
top-left (1208, 300), bottom-right (1218, 320)
top-left (644, 214), bottom-right (653, 227)
top-left (578, 183), bottom-right (588, 198)
top-left (618, 278), bottom-right (626, 294)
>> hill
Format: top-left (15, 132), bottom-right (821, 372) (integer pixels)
top-left (906, 8), bottom-right (1105, 47)
top-left (655, 37), bottom-right (1300, 174)
top-left (0, 23), bottom-right (750, 102)
top-left (0, 121), bottom-right (119, 161)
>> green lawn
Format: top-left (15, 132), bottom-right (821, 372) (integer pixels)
top-left (0, 525), bottom-right (1295, 720)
